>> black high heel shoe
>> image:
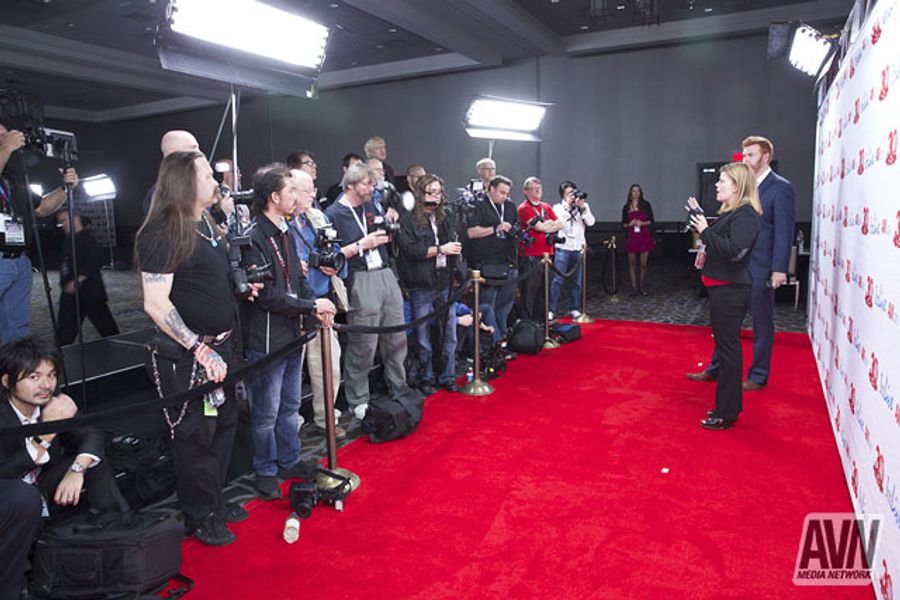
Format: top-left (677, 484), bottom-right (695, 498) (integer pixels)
top-left (700, 417), bottom-right (736, 430)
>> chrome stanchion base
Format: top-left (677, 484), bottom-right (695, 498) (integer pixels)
top-left (316, 467), bottom-right (361, 493)
top-left (573, 313), bottom-right (595, 323)
top-left (608, 294), bottom-right (621, 304)
top-left (542, 337), bottom-right (561, 349)
top-left (462, 378), bottom-right (494, 396)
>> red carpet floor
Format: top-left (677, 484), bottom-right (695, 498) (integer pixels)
top-left (177, 320), bottom-right (872, 599)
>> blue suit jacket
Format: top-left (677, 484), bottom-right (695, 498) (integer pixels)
top-left (748, 170), bottom-right (795, 280)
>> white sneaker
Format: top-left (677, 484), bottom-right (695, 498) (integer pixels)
top-left (570, 310), bottom-right (582, 318)
top-left (352, 403), bottom-right (368, 420)
top-left (548, 311), bottom-right (554, 321)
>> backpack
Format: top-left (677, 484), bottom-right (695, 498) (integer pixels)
top-left (507, 320), bottom-right (544, 354)
top-left (362, 384), bottom-right (424, 443)
top-left (550, 322), bottom-right (582, 344)
top-left (30, 510), bottom-right (191, 599)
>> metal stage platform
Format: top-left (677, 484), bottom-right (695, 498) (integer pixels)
top-left (60, 329), bottom-right (153, 389)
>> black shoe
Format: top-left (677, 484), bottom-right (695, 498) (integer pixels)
top-left (706, 409), bottom-right (716, 417)
top-left (639, 288), bottom-right (649, 296)
top-left (686, 371), bottom-right (717, 382)
top-left (440, 380), bottom-right (461, 393)
top-left (700, 417), bottom-right (736, 430)
top-left (191, 513), bottom-right (236, 546)
top-left (628, 290), bottom-right (639, 297)
top-left (221, 502), bottom-right (249, 523)
top-left (277, 461), bottom-right (318, 481)
top-left (418, 380), bottom-right (438, 396)
top-left (505, 351), bottom-right (518, 361)
top-left (254, 475), bottom-right (283, 500)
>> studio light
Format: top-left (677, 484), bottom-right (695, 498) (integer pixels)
top-left (82, 174), bottom-right (116, 201)
top-left (788, 24), bottom-right (834, 76)
top-left (463, 95), bottom-right (552, 143)
top-left (157, 0), bottom-right (330, 96)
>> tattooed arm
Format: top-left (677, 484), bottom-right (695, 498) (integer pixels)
top-left (141, 271), bottom-right (227, 382)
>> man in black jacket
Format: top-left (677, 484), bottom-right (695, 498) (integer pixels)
top-left (0, 337), bottom-right (123, 514)
top-left (243, 164), bottom-right (335, 500)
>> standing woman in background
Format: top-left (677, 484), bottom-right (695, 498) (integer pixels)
top-left (621, 184), bottom-right (655, 296)
top-left (686, 162), bottom-right (761, 430)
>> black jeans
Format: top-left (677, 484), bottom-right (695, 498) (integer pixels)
top-left (150, 339), bottom-right (238, 529)
top-left (707, 283), bottom-right (751, 420)
top-left (518, 256), bottom-right (547, 321)
top-left (0, 479), bottom-right (42, 600)
top-left (57, 280), bottom-right (119, 345)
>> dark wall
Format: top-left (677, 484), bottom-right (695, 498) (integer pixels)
top-left (39, 32), bottom-right (816, 244)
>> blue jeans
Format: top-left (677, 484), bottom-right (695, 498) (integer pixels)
top-left (480, 268), bottom-right (517, 339)
top-left (550, 249), bottom-right (583, 314)
top-left (246, 349), bottom-right (303, 477)
top-left (0, 255), bottom-right (33, 344)
top-left (409, 288), bottom-right (457, 385)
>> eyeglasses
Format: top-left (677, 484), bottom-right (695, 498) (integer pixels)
top-left (300, 159), bottom-right (316, 167)
top-left (425, 188), bottom-right (443, 196)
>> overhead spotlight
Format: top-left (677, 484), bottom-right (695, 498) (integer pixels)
top-left (156, 0), bottom-right (330, 96)
top-left (788, 24), bottom-right (834, 76)
top-left (81, 174), bottom-right (116, 201)
top-left (463, 95), bottom-right (552, 143)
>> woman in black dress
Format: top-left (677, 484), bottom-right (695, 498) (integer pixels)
top-left (686, 162), bottom-right (761, 430)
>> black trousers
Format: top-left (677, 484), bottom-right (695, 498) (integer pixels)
top-left (57, 280), bottom-right (119, 345)
top-left (0, 479), bottom-right (42, 600)
top-left (707, 283), bottom-right (751, 420)
top-left (151, 340), bottom-right (238, 529)
top-left (518, 256), bottom-right (547, 321)
top-left (37, 458), bottom-right (126, 521)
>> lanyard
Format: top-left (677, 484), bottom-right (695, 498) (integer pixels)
top-left (268, 234), bottom-right (293, 294)
top-left (345, 202), bottom-right (368, 238)
top-left (429, 214), bottom-right (440, 243)
top-left (0, 177), bottom-right (12, 214)
top-left (489, 200), bottom-right (505, 225)
top-left (527, 201), bottom-right (545, 220)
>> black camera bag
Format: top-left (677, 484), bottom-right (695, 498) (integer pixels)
top-left (508, 320), bottom-right (543, 354)
top-left (550, 323), bottom-right (582, 344)
top-left (362, 384), bottom-right (424, 443)
top-left (30, 510), bottom-right (191, 600)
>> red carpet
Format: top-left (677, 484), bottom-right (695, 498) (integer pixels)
top-left (177, 320), bottom-right (871, 599)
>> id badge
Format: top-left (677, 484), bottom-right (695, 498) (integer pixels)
top-left (5, 219), bottom-right (25, 246)
top-left (365, 249), bottom-right (383, 270)
top-left (694, 245), bottom-right (707, 270)
top-left (633, 225), bottom-right (641, 234)
top-left (0, 213), bottom-right (7, 234)
top-left (436, 253), bottom-right (448, 269)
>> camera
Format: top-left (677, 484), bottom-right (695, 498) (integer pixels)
top-left (546, 231), bottom-right (566, 246)
top-left (218, 184), bottom-right (254, 205)
top-left (373, 215), bottom-right (401, 235)
top-left (571, 189), bottom-right (588, 201)
top-left (289, 481), bottom-right (320, 519)
top-left (21, 125), bottom-right (78, 167)
top-left (308, 226), bottom-right (347, 272)
top-left (228, 206), bottom-right (274, 299)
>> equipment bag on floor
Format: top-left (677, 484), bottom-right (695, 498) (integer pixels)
top-left (508, 320), bottom-right (543, 354)
top-left (30, 510), bottom-right (191, 599)
top-left (362, 384), bottom-right (424, 443)
top-left (550, 322), bottom-right (582, 344)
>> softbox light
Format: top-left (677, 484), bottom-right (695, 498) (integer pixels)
top-left (156, 0), bottom-right (330, 97)
top-left (463, 95), bottom-right (552, 143)
top-left (789, 24), bottom-right (835, 77)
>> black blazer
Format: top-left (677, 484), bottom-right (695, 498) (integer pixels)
top-left (700, 204), bottom-right (760, 285)
top-left (395, 208), bottom-right (459, 290)
top-left (0, 396), bottom-right (105, 481)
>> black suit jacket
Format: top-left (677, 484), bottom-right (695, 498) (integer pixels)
top-left (0, 396), bottom-right (105, 481)
top-left (700, 204), bottom-right (760, 285)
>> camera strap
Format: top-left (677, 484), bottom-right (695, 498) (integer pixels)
top-left (489, 199), bottom-right (505, 225)
top-left (0, 177), bottom-right (12, 214)
top-left (268, 234), bottom-right (294, 294)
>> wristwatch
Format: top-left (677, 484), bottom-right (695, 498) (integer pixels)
top-left (69, 462), bottom-right (86, 474)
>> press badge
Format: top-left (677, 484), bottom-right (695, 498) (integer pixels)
top-left (436, 253), bottom-right (447, 269)
top-left (365, 249), bottom-right (383, 270)
top-left (4, 219), bottom-right (25, 246)
top-left (633, 225), bottom-right (641, 233)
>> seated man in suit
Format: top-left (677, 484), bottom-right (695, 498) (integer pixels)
top-left (0, 337), bottom-right (125, 518)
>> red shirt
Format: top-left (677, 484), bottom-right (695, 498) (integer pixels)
top-left (517, 200), bottom-right (558, 257)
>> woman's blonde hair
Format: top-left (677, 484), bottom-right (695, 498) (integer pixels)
top-left (719, 162), bottom-right (762, 215)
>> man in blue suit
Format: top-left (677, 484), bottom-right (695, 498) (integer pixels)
top-left (688, 135), bottom-right (796, 389)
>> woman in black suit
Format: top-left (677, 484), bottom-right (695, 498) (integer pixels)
top-left (686, 162), bottom-right (761, 430)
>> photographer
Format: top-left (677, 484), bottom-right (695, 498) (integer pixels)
top-left (396, 174), bottom-right (462, 394)
top-left (550, 180), bottom-right (595, 319)
top-left (516, 177), bottom-right (562, 322)
top-left (243, 164), bottom-right (336, 500)
top-left (142, 130), bottom-right (200, 215)
top-left (324, 163), bottom-right (407, 419)
top-left (466, 175), bottom-right (518, 340)
top-left (1, 123), bottom-right (78, 343)
top-left (367, 157), bottom-right (405, 216)
top-left (136, 150), bottom-right (255, 546)
top-left (288, 169), bottom-right (345, 438)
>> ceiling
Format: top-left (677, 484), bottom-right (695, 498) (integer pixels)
top-left (0, 0), bottom-right (852, 123)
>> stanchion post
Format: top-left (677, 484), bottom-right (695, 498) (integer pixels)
top-left (573, 243), bottom-right (595, 323)
top-left (604, 236), bottom-right (621, 304)
top-left (462, 270), bottom-right (494, 396)
top-left (542, 253), bottom-right (560, 350)
top-left (315, 323), bottom-right (360, 495)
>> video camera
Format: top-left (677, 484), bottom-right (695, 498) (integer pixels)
top-left (228, 205), bottom-right (274, 299)
top-left (308, 225), bottom-right (346, 272)
top-left (21, 125), bottom-right (78, 167)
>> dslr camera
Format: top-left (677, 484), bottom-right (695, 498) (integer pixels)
top-left (308, 226), bottom-right (347, 272)
top-left (227, 208), bottom-right (274, 299)
top-left (525, 214), bottom-right (564, 246)
top-left (373, 215), bottom-right (401, 235)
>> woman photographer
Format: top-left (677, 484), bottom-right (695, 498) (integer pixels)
top-left (686, 162), bottom-right (761, 430)
top-left (396, 174), bottom-right (462, 394)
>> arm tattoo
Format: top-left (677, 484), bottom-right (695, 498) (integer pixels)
top-left (164, 307), bottom-right (196, 347)
top-left (143, 273), bottom-right (168, 283)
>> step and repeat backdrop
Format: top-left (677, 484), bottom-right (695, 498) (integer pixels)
top-left (811, 0), bottom-right (899, 595)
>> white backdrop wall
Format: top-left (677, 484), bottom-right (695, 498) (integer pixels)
top-left (810, 1), bottom-right (900, 595)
